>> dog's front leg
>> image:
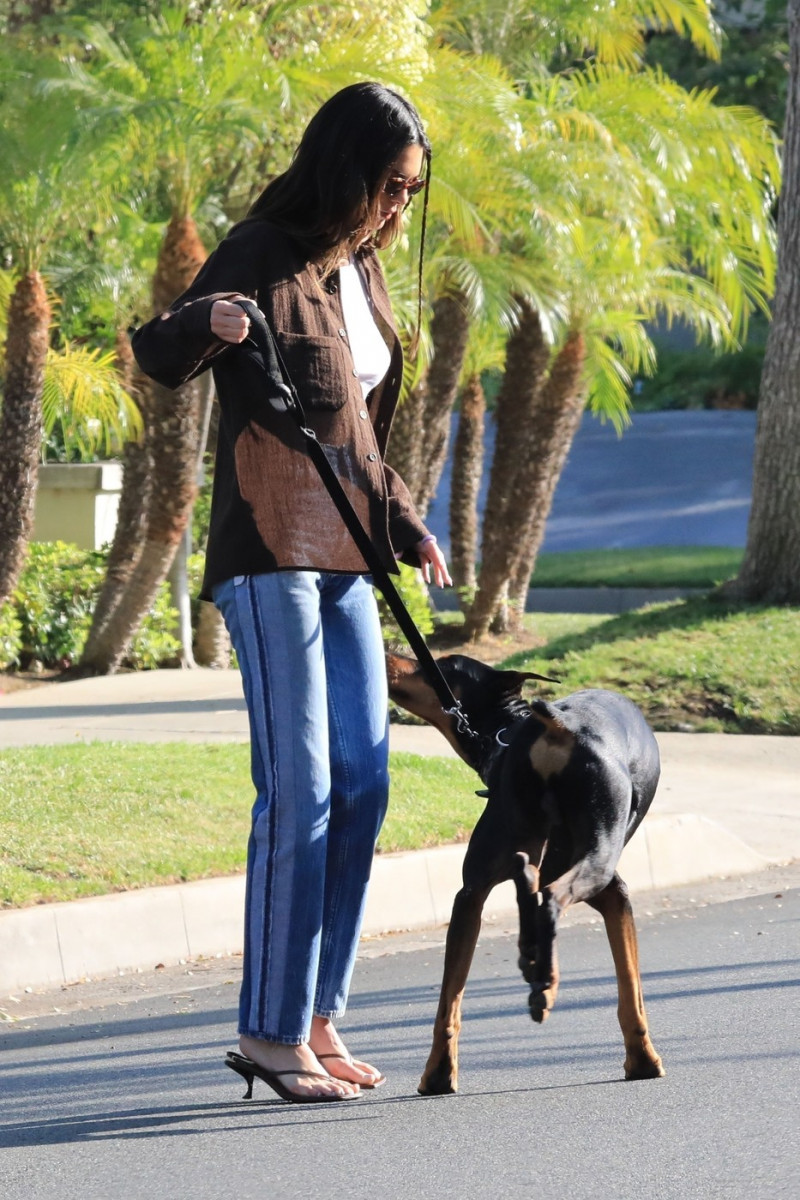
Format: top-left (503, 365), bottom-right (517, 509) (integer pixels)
top-left (525, 886), bottom-right (561, 1023)
top-left (587, 873), bottom-right (665, 1080)
top-left (419, 883), bottom-right (490, 1095)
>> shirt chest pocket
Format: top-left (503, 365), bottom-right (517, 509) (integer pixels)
top-left (276, 332), bottom-right (352, 412)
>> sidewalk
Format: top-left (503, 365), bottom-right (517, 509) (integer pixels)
top-left (2, 669), bottom-right (799, 996)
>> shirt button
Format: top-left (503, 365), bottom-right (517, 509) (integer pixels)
top-left (338, 328), bottom-right (347, 338)
top-left (367, 452), bottom-right (377, 462)
top-left (359, 410), bottom-right (368, 419)
top-left (352, 368), bottom-right (359, 377)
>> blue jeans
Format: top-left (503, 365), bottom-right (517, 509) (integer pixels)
top-left (213, 571), bottom-right (390, 1044)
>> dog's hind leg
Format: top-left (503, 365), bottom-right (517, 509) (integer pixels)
top-left (418, 881), bottom-right (492, 1096)
top-left (586, 873), bottom-right (665, 1080)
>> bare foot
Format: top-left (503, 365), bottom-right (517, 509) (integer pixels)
top-left (239, 1034), bottom-right (359, 1100)
top-left (309, 1016), bottom-right (385, 1088)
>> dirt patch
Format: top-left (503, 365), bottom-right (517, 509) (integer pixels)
top-left (0, 669), bottom-right (61, 696)
top-left (424, 624), bottom-right (547, 665)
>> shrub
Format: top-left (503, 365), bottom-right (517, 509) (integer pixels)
top-left (128, 588), bottom-right (182, 670)
top-left (12, 541), bottom-right (179, 669)
top-left (633, 343), bottom-right (765, 411)
top-left (14, 542), bottom-right (104, 667)
top-left (0, 600), bottom-right (22, 670)
top-left (376, 562), bottom-right (434, 649)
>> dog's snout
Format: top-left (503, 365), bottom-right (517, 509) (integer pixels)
top-left (385, 652), bottom-right (420, 691)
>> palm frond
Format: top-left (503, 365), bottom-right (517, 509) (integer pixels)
top-left (41, 343), bottom-right (142, 461)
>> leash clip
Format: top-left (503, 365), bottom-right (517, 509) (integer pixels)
top-left (445, 702), bottom-right (479, 741)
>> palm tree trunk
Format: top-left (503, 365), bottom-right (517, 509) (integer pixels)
top-left (449, 371), bottom-right (485, 600)
top-left (192, 393), bottom-right (230, 666)
top-left (505, 333), bottom-right (587, 632)
top-left (415, 292), bottom-right (471, 517)
top-left (385, 290), bottom-right (471, 515)
top-left (386, 378), bottom-right (427, 503)
top-left (719, 0), bottom-right (800, 603)
top-left (463, 299), bottom-right (551, 639)
top-left (80, 215), bottom-right (207, 674)
top-left (194, 597), bottom-right (232, 668)
top-left (80, 335), bottom-right (154, 666)
top-left (0, 271), bottom-right (50, 608)
top-left (167, 369), bottom-right (216, 667)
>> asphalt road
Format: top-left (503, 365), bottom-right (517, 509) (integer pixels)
top-left (426, 410), bottom-right (756, 555)
top-left (2, 865), bottom-right (798, 1200)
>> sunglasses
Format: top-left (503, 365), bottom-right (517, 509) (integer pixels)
top-left (382, 174), bottom-right (426, 199)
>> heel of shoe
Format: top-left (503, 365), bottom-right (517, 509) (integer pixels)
top-left (225, 1054), bottom-right (254, 1099)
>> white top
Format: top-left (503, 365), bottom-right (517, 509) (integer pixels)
top-left (338, 257), bottom-right (392, 400)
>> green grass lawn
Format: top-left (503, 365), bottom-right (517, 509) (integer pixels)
top-left (2, 592), bottom-right (797, 910)
top-left (0, 744), bottom-right (479, 909)
top-left (504, 597), bottom-right (800, 735)
top-left (531, 546), bottom-right (743, 588)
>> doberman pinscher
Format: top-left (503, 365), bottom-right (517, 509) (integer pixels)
top-left (386, 652), bottom-right (665, 1095)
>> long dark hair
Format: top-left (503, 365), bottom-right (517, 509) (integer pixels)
top-left (249, 82), bottom-right (432, 284)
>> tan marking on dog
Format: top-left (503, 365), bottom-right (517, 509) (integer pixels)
top-left (529, 725), bottom-right (575, 780)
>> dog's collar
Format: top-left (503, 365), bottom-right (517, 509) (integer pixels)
top-left (474, 713), bottom-right (529, 786)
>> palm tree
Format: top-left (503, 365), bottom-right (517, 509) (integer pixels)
top-left (463, 62), bottom-right (778, 637)
top-left (384, 44), bottom-right (539, 510)
top-left (63, 0), bottom-right (434, 672)
top-left (448, 319), bottom-right (508, 597)
top-left (416, 1), bottom-right (778, 639)
top-left (0, 53), bottom-right (107, 609)
top-left (53, 6), bottom-right (268, 672)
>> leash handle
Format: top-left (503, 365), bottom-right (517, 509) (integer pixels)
top-left (233, 300), bottom-right (474, 731)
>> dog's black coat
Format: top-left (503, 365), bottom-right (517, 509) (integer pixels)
top-left (386, 652), bottom-right (665, 1094)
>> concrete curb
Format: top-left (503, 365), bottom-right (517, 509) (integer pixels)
top-left (0, 812), bottom-right (769, 997)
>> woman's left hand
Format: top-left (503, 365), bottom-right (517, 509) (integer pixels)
top-left (414, 535), bottom-right (452, 588)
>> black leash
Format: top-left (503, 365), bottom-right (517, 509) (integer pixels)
top-left (235, 299), bottom-right (477, 739)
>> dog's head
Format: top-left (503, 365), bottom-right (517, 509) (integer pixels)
top-left (386, 652), bottom-right (554, 768)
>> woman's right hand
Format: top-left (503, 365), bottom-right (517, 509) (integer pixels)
top-left (210, 299), bottom-right (251, 344)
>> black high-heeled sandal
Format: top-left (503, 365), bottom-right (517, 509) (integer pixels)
top-left (224, 1051), bottom-right (360, 1104)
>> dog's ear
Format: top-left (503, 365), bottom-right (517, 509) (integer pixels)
top-left (494, 668), bottom-right (559, 696)
top-left (521, 669), bottom-right (560, 685)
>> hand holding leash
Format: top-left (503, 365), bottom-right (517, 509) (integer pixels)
top-left (211, 298), bottom-right (251, 343)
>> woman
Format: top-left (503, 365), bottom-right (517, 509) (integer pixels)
top-left (132, 82), bottom-right (450, 1104)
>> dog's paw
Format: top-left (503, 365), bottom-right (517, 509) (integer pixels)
top-left (528, 982), bottom-right (556, 1024)
top-left (418, 1071), bottom-right (457, 1096)
top-left (624, 1055), bottom-right (665, 1081)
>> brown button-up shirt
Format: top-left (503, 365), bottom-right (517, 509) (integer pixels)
top-left (131, 218), bottom-right (428, 600)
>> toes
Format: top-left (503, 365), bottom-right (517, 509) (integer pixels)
top-left (326, 1057), bottom-right (382, 1086)
top-left (350, 1058), bottom-right (384, 1085)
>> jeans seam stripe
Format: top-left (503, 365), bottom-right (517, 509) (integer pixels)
top-left (246, 574), bottom-right (278, 1037)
